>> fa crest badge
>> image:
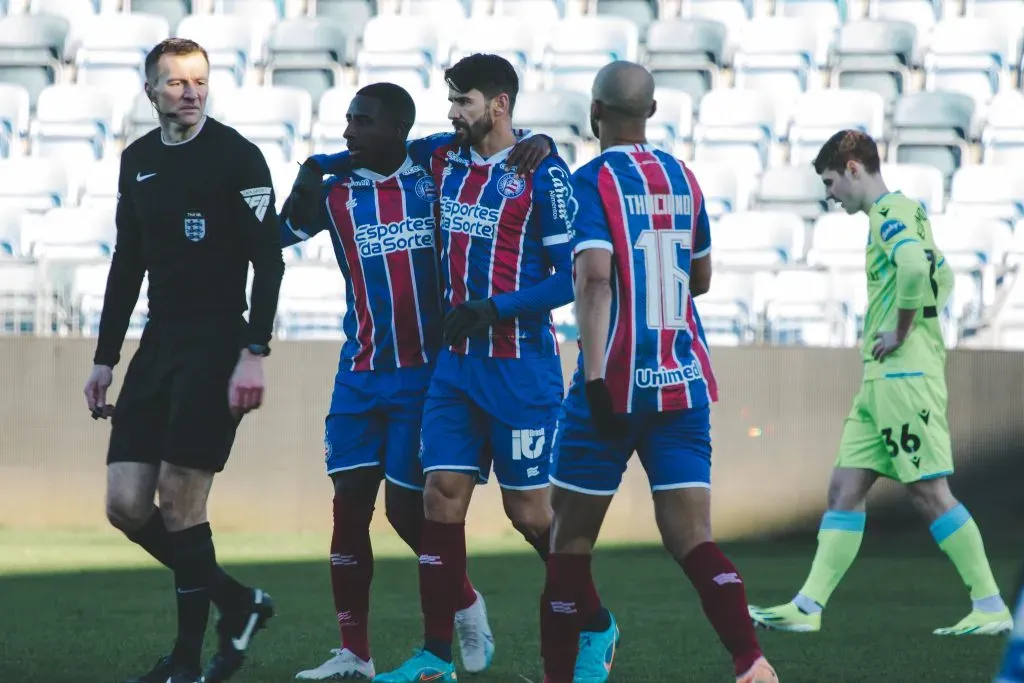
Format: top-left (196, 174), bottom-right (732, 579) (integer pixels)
top-left (184, 212), bottom-right (206, 242)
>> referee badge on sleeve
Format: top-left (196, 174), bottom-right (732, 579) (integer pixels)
top-left (184, 212), bottom-right (206, 242)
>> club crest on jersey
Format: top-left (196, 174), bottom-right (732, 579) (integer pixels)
top-left (184, 212), bottom-right (206, 242)
top-left (414, 175), bottom-right (437, 202)
top-left (497, 172), bottom-right (526, 199)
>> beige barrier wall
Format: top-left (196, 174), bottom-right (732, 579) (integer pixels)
top-left (2, 338), bottom-right (1023, 542)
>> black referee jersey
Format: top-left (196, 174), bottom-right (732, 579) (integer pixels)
top-left (93, 116), bottom-right (285, 367)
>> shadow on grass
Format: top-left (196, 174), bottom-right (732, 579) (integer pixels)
top-left (0, 539), bottom-right (1015, 683)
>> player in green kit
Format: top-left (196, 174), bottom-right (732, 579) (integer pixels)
top-left (748, 130), bottom-right (1013, 637)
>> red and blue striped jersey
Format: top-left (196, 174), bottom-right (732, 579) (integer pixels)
top-left (570, 144), bottom-right (718, 414)
top-left (282, 155), bottom-right (443, 371)
top-left (408, 134), bottom-right (576, 359)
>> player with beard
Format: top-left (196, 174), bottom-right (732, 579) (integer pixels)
top-left (372, 53), bottom-right (616, 683)
top-left (281, 83), bottom-right (554, 680)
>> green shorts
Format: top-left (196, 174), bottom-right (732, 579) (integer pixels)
top-left (834, 374), bottom-right (953, 484)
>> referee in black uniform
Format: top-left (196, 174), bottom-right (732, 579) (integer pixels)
top-left (83, 38), bottom-right (284, 683)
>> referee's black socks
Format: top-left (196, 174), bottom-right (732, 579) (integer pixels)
top-left (125, 506), bottom-right (175, 568)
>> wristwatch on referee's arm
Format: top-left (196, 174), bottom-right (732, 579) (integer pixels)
top-left (246, 343), bottom-right (271, 357)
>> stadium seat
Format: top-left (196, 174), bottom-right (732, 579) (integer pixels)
top-left (0, 83), bottom-right (30, 159)
top-left (211, 0), bottom-right (283, 63)
top-left (0, 157), bottom-right (70, 212)
top-left (312, 0), bottom-right (376, 38)
top-left (175, 15), bottom-right (255, 89)
top-left (751, 165), bottom-right (828, 222)
top-left (693, 88), bottom-right (775, 174)
top-left (356, 16), bottom-right (443, 90)
top-left (775, 0), bottom-right (844, 33)
top-left (595, 0), bottom-right (658, 35)
top-left (124, 0), bottom-right (194, 34)
top-left (26, 205), bottom-right (115, 261)
top-left (29, 0), bottom-right (97, 35)
top-left (73, 261), bottom-right (149, 338)
top-left (946, 165), bottom-right (1024, 224)
top-left (123, 92), bottom-right (159, 144)
top-left (870, 0), bottom-right (939, 61)
top-left (981, 90), bottom-right (1024, 165)
top-left (989, 272), bottom-right (1024, 348)
top-left (542, 17), bottom-right (639, 95)
top-left (218, 86), bottom-right (312, 165)
top-left (492, 0), bottom-right (562, 23)
top-left (408, 86), bottom-right (455, 138)
top-left (732, 18), bottom-right (824, 106)
top-left (647, 87), bottom-right (693, 153)
top-left (805, 212), bottom-right (869, 270)
top-left (0, 206), bottom-right (25, 257)
top-left (644, 19), bottom-right (727, 112)
top-left (75, 13), bottom-right (170, 94)
top-left (510, 89), bottom-right (590, 164)
top-left (788, 90), bottom-right (886, 166)
top-left (403, 0), bottom-right (468, 21)
top-left (879, 162), bottom-right (945, 214)
top-left (31, 85), bottom-right (116, 166)
top-left (968, 0), bottom-right (1024, 74)
top-left (264, 18), bottom-right (349, 111)
top-left (78, 158), bottom-right (120, 209)
top-left (448, 18), bottom-right (538, 84)
top-left (683, 0), bottom-right (749, 65)
top-left (765, 268), bottom-right (849, 346)
top-left (711, 210), bottom-right (804, 267)
top-left (0, 13), bottom-right (69, 109)
top-left (830, 19), bottom-right (916, 114)
top-left (276, 263), bottom-right (346, 340)
top-left (931, 212), bottom-right (1011, 306)
top-left (684, 160), bottom-right (754, 219)
top-left (888, 91), bottom-right (975, 188)
top-left (694, 269), bottom-right (770, 345)
top-left (0, 260), bottom-right (44, 335)
top-left (311, 84), bottom-right (358, 153)
top-left (924, 18), bottom-right (1009, 111)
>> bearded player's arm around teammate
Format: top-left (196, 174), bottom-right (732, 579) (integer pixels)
top-left (279, 83), bottom-right (496, 681)
top-left (748, 129), bottom-right (1011, 639)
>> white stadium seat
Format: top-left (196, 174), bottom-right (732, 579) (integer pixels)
top-left (806, 212), bottom-right (870, 270)
top-left (694, 88), bottom-right (776, 174)
top-left (276, 264), bottom-right (347, 340)
top-left (765, 269), bottom-right (851, 346)
top-left (711, 211), bottom-right (805, 267)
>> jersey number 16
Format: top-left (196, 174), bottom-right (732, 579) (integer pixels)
top-left (636, 229), bottom-right (691, 330)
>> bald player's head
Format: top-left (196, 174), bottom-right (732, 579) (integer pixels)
top-left (590, 61), bottom-right (656, 139)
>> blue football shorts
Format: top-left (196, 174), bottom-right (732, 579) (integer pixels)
top-left (420, 349), bottom-right (563, 490)
top-left (324, 363), bottom-right (434, 491)
top-left (550, 373), bottom-right (713, 495)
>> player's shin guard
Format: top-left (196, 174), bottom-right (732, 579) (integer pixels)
top-left (419, 520), bottom-right (467, 662)
top-left (331, 494), bottom-right (375, 662)
top-left (931, 504), bottom-right (1003, 607)
top-left (682, 542), bottom-right (763, 677)
top-left (797, 510), bottom-right (866, 610)
top-left (541, 554), bottom-right (598, 683)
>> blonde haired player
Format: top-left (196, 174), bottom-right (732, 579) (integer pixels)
top-left (747, 130), bottom-right (1012, 637)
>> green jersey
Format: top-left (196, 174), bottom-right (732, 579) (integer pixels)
top-left (862, 191), bottom-right (953, 381)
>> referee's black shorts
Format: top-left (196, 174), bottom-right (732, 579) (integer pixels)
top-left (106, 317), bottom-right (246, 473)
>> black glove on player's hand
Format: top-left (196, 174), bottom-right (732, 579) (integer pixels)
top-left (443, 299), bottom-right (499, 347)
top-left (585, 379), bottom-right (629, 440)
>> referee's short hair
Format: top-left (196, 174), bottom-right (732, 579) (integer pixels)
top-left (356, 82), bottom-right (417, 135)
top-left (145, 38), bottom-right (210, 81)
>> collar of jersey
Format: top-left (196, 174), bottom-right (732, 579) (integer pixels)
top-left (871, 190), bottom-right (902, 208)
top-left (352, 154), bottom-right (414, 182)
top-left (161, 115), bottom-right (207, 146)
top-left (469, 145), bottom-right (513, 166)
top-left (604, 143), bottom-right (653, 154)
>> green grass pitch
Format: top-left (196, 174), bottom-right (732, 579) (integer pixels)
top-left (0, 529), bottom-right (1015, 682)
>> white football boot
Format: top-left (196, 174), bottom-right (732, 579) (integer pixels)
top-left (294, 648), bottom-right (375, 680)
top-left (454, 589), bottom-right (496, 673)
